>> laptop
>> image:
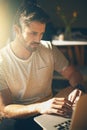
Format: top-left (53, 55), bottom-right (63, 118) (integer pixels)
top-left (34, 94), bottom-right (87, 130)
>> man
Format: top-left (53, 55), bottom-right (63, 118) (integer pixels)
top-left (0, 2), bottom-right (85, 130)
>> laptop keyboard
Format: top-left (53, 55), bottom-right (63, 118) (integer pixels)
top-left (54, 119), bottom-right (71, 130)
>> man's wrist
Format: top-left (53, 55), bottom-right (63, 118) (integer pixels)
top-left (75, 84), bottom-right (85, 93)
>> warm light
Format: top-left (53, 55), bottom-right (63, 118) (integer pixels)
top-left (0, 2), bottom-right (11, 48)
top-left (73, 11), bottom-right (78, 17)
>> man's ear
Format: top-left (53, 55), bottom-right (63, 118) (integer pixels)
top-left (13, 25), bottom-right (21, 35)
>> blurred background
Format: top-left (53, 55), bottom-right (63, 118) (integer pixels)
top-left (0, 0), bottom-right (87, 42)
top-left (0, 0), bottom-right (87, 66)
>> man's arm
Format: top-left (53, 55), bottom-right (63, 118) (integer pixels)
top-left (60, 65), bottom-right (86, 103)
top-left (0, 89), bottom-right (41, 119)
top-left (0, 88), bottom-right (72, 119)
top-left (60, 65), bottom-right (85, 91)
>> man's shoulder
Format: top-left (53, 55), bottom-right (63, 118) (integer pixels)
top-left (40, 40), bottom-right (61, 54)
top-left (38, 40), bottom-right (54, 56)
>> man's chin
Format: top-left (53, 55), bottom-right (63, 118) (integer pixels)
top-left (26, 46), bottom-right (37, 52)
top-left (32, 47), bottom-right (37, 52)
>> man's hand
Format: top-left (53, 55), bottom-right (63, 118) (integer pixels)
top-left (68, 89), bottom-right (82, 105)
top-left (37, 97), bottom-right (73, 117)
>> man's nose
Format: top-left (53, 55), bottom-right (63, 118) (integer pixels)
top-left (35, 35), bottom-right (42, 42)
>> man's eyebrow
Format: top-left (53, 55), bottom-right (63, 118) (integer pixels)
top-left (31, 31), bottom-right (45, 34)
top-left (32, 31), bottom-right (37, 33)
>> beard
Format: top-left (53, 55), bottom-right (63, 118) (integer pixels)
top-left (19, 36), bottom-right (40, 52)
top-left (25, 42), bottom-right (40, 52)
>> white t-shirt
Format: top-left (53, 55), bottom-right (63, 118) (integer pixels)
top-left (0, 41), bottom-right (69, 104)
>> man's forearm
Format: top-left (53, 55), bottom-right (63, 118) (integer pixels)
top-left (61, 65), bottom-right (84, 87)
top-left (3, 103), bottom-right (40, 119)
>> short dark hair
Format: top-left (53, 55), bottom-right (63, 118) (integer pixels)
top-left (14, 2), bottom-right (50, 27)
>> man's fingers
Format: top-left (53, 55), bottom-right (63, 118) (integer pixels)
top-left (57, 108), bottom-right (72, 117)
top-left (68, 89), bottom-right (81, 103)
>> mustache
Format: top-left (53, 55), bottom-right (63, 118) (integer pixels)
top-left (25, 41), bottom-right (40, 52)
top-left (31, 41), bottom-right (40, 45)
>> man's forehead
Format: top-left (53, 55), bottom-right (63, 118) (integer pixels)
top-left (21, 21), bottom-right (46, 31)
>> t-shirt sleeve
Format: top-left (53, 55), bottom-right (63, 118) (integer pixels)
top-left (52, 46), bottom-right (70, 72)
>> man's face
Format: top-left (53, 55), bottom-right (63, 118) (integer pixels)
top-left (18, 21), bottom-right (46, 52)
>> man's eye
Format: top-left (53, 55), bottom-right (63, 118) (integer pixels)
top-left (31, 32), bottom-right (37, 35)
